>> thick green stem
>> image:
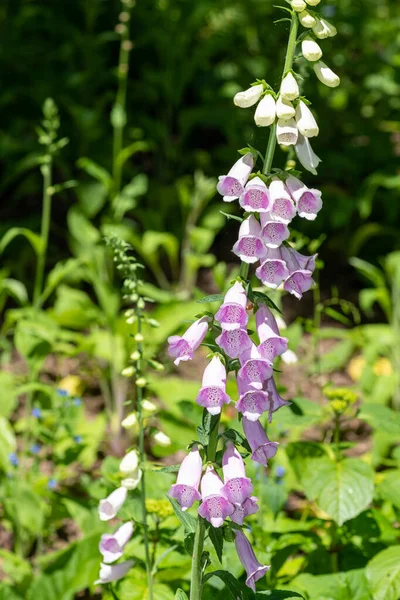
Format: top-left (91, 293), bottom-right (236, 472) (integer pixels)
top-left (136, 308), bottom-right (153, 600)
top-left (33, 157), bottom-right (53, 307)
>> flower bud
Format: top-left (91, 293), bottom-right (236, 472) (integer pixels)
top-left (120, 450), bottom-right (139, 473)
top-left (305, 0), bottom-right (320, 5)
top-left (280, 72), bottom-right (299, 101)
top-left (313, 17), bottom-right (337, 39)
top-left (142, 399), bottom-right (157, 414)
top-left (254, 94), bottom-right (276, 127)
top-left (135, 377), bottom-right (147, 387)
top-left (295, 100), bottom-right (319, 138)
top-left (276, 118), bottom-right (298, 147)
top-left (298, 10), bottom-right (316, 28)
top-left (122, 366), bottom-right (135, 377)
top-left (134, 333), bottom-right (144, 342)
top-left (290, 0), bottom-right (306, 11)
top-left (153, 431), bottom-right (172, 447)
top-left (234, 84), bottom-right (264, 108)
top-left (313, 61), bottom-right (340, 88)
top-left (276, 96), bottom-right (296, 120)
top-left (301, 36), bottom-right (322, 61)
top-left (121, 412), bottom-right (138, 429)
top-left (130, 350), bottom-right (141, 361)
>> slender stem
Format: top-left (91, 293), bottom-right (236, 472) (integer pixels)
top-left (136, 307), bottom-right (153, 600)
top-left (190, 414), bottom-right (221, 600)
top-left (333, 415), bottom-right (341, 462)
top-left (33, 156), bottom-right (53, 307)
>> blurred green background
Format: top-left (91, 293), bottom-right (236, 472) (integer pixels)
top-left (1, 0), bottom-right (399, 297)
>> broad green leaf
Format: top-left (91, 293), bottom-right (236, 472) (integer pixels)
top-left (366, 546), bottom-right (400, 600)
top-left (349, 257), bottom-right (386, 288)
top-left (0, 584), bottom-right (24, 600)
top-left (76, 157), bottom-right (113, 189)
top-left (0, 278), bottom-right (28, 305)
top-left (0, 549), bottom-right (32, 588)
top-left (203, 570), bottom-right (247, 600)
top-left (0, 228), bottom-right (43, 256)
top-left (208, 524), bottom-right (224, 563)
top-left (175, 589), bottom-right (189, 600)
top-left (256, 593), bottom-right (304, 599)
top-left (121, 173), bottom-right (148, 199)
top-left (41, 259), bottom-right (84, 302)
top-left (67, 206), bottom-right (100, 247)
top-left (359, 404), bottom-right (400, 436)
top-left (376, 469), bottom-right (400, 509)
top-left (197, 294), bottom-right (224, 304)
top-left (310, 338), bottom-right (355, 374)
top-left (3, 481), bottom-right (46, 536)
top-left (290, 569), bottom-right (371, 600)
top-left (0, 417), bottom-right (16, 470)
top-left (0, 372), bottom-right (17, 418)
top-left (168, 497), bottom-right (197, 534)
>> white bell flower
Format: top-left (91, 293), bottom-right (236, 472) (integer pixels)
top-left (280, 72), bottom-right (299, 101)
top-left (295, 100), bottom-right (319, 138)
top-left (313, 61), bottom-right (340, 88)
top-left (276, 118), bottom-right (298, 147)
top-left (276, 96), bottom-right (296, 120)
top-left (295, 133), bottom-right (321, 174)
top-left (254, 94), bottom-right (276, 126)
top-left (298, 10), bottom-right (316, 28)
top-left (234, 84), bottom-right (264, 108)
top-left (313, 18), bottom-right (337, 39)
top-left (301, 36), bottom-right (322, 62)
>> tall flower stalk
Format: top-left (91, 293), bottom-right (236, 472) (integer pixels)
top-left (167, 3), bottom-right (339, 598)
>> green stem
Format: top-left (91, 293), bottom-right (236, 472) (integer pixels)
top-left (334, 415), bottom-right (341, 462)
top-left (190, 414), bottom-right (221, 600)
top-left (136, 307), bottom-right (153, 600)
top-left (33, 156), bottom-right (53, 307)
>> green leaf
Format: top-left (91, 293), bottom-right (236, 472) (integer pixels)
top-left (76, 157), bottom-right (113, 189)
top-left (349, 257), bottom-right (386, 289)
top-left (376, 469), bottom-right (400, 509)
top-left (0, 228), bottom-right (44, 256)
top-left (366, 546), bottom-right (400, 600)
top-left (358, 404), bottom-right (400, 436)
top-left (203, 570), bottom-right (247, 600)
top-left (197, 294), bottom-right (224, 304)
top-left (219, 211), bottom-right (244, 223)
top-left (0, 278), bottom-right (28, 305)
top-left (151, 464), bottom-right (181, 473)
top-left (168, 497), bottom-right (197, 534)
top-left (76, 181), bottom-right (107, 217)
top-left (290, 569), bottom-right (370, 600)
top-left (310, 338), bottom-right (355, 374)
top-left (115, 140), bottom-right (149, 171)
top-left (0, 417), bottom-right (16, 471)
top-left (256, 592), bottom-right (304, 599)
top-left (67, 206), bottom-right (101, 247)
top-left (175, 591), bottom-right (189, 600)
top-left (207, 524), bottom-right (224, 563)
top-left (0, 372), bottom-right (17, 418)
top-left (251, 291), bottom-right (282, 314)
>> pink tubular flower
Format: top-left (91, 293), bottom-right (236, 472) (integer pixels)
top-left (234, 530), bottom-right (270, 592)
top-left (221, 442), bottom-right (253, 506)
top-left (260, 212), bottom-right (290, 248)
top-left (256, 304), bottom-right (288, 363)
top-left (168, 445), bottom-right (203, 510)
top-left (196, 356), bottom-right (231, 415)
top-left (242, 417), bottom-right (279, 466)
top-left (230, 496), bottom-right (259, 525)
top-left (285, 174), bottom-right (322, 220)
top-left (268, 178), bottom-right (297, 224)
top-left (214, 281), bottom-right (248, 331)
top-left (215, 328), bottom-right (252, 359)
top-left (238, 343), bottom-right (272, 390)
top-left (198, 466), bottom-right (234, 528)
top-left (168, 316), bottom-right (209, 366)
top-left (280, 245), bottom-right (316, 299)
top-left (255, 247), bottom-right (289, 289)
top-left (239, 176), bottom-right (271, 213)
top-left (95, 560), bottom-right (134, 585)
top-left (264, 376), bottom-right (291, 415)
top-left (232, 215), bottom-right (265, 264)
top-left (236, 376), bottom-right (271, 421)
top-left (217, 153), bottom-right (254, 202)
top-left (98, 487), bottom-right (128, 521)
top-left (99, 521), bottom-right (134, 563)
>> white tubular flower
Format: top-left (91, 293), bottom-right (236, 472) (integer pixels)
top-left (290, 0), bottom-right (306, 11)
top-left (276, 96), bottom-right (296, 120)
top-left (281, 349), bottom-right (299, 365)
top-left (254, 94), bottom-right (276, 127)
top-left (121, 413), bottom-right (138, 429)
top-left (122, 469), bottom-right (142, 490)
top-left (234, 84), bottom-right (264, 108)
top-left (313, 18), bottom-right (337, 39)
top-left (295, 133), bottom-right (321, 174)
top-left (313, 61), bottom-right (340, 88)
top-left (305, 0), bottom-right (320, 5)
top-left (142, 399), bottom-right (157, 414)
top-left (120, 450), bottom-right (139, 473)
top-left (301, 36), bottom-right (322, 62)
top-left (98, 487), bottom-right (128, 521)
top-left (276, 118), bottom-right (298, 147)
top-left (295, 100), bottom-right (319, 138)
top-left (95, 560), bottom-right (134, 585)
top-left (154, 431), bottom-right (172, 447)
top-left (280, 72), bottom-right (299, 101)
top-left (298, 10), bottom-right (316, 28)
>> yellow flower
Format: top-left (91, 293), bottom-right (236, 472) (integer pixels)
top-left (373, 357), bottom-right (393, 377)
top-left (347, 356), bottom-right (365, 382)
top-left (58, 375), bottom-right (85, 397)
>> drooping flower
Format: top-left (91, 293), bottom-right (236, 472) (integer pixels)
top-left (234, 84), bottom-right (264, 108)
top-left (238, 343), bottom-right (272, 390)
top-left (98, 487), bottom-right (128, 521)
top-left (256, 304), bottom-right (288, 363)
top-left (221, 442), bottom-right (253, 506)
top-left (169, 445), bottom-right (202, 510)
top-left (216, 153), bottom-right (254, 201)
top-left (298, 9), bottom-right (316, 28)
top-left (95, 560), bottom-right (134, 585)
top-left (198, 466), bottom-right (234, 528)
top-left (255, 247), bottom-right (289, 289)
top-left (295, 101), bottom-right (319, 138)
top-left (295, 133), bottom-right (321, 175)
top-left (196, 356), bottom-right (231, 415)
top-left (280, 72), bottom-right (299, 101)
top-left (215, 328), bottom-right (252, 359)
top-left (290, 0), bottom-right (306, 12)
top-left (232, 215), bottom-right (265, 264)
top-left (236, 376), bottom-right (271, 421)
top-left (276, 117), bottom-right (298, 147)
top-left (264, 376), bottom-right (291, 414)
top-left (313, 61), bottom-right (340, 88)
top-left (280, 245), bottom-right (316, 299)
top-left (154, 431), bottom-right (172, 447)
top-left (239, 176), bottom-right (271, 213)
top-left (301, 36), bottom-right (323, 62)
top-left (285, 175), bottom-right (322, 220)
top-left (242, 418), bottom-right (279, 466)
top-left (312, 17), bottom-right (337, 39)
top-left (276, 96), bottom-right (296, 120)
top-left (120, 450), bottom-right (139, 474)
top-left (230, 496), bottom-right (259, 525)
top-left (254, 94), bottom-right (276, 127)
top-left (121, 412), bottom-right (138, 429)
top-left (99, 521), bottom-right (134, 563)
top-left (168, 316), bottom-right (210, 366)
top-left (215, 281), bottom-right (248, 331)
top-left (234, 530), bottom-right (270, 592)
top-left (305, 0), bottom-right (321, 5)
top-left (121, 470), bottom-right (142, 490)
top-left (268, 178), bottom-right (297, 224)
top-left (260, 213), bottom-right (290, 249)
top-left (281, 349), bottom-right (299, 365)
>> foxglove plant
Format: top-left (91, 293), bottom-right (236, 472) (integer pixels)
top-left (167, 2), bottom-right (340, 598)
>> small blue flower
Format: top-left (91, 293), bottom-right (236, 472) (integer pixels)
top-left (31, 407), bottom-right (42, 418)
top-left (276, 465), bottom-right (286, 478)
top-left (73, 435), bottom-right (82, 443)
top-left (9, 452), bottom-right (19, 467)
top-left (56, 388), bottom-right (68, 397)
top-left (30, 443), bottom-right (41, 455)
top-left (48, 478), bottom-right (57, 490)
top-left (73, 397), bottom-right (82, 406)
